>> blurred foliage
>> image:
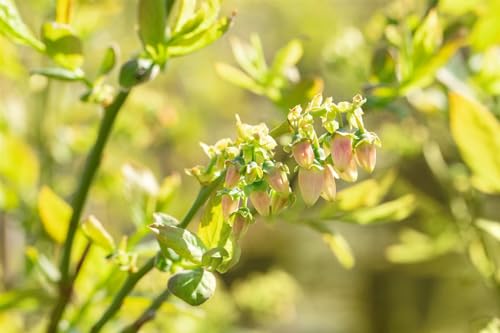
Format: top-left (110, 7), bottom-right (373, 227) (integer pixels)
top-left (0, 0), bottom-right (500, 332)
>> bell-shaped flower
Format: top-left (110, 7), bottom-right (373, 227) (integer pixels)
top-left (338, 159), bottom-right (358, 182)
top-left (292, 141), bottom-right (315, 168)
top-left (249, 191), bottom-right (271, 216)
top-left (321, 164), bottom-right (337, 202)
top-left (298, 167), bottom-right (324, 206)
top-left (265, 166), bottom-right (290, 193)
top-left (221, 194), bottom-right (239, 220)
top-left (330, 133), bottom-right (354, 172)
top-left (224, 164), bottom-right (240, 188)
top-left (355, 142), bottom-right (377, 173)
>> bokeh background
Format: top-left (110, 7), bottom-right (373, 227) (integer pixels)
top-left (1, 0), bottom-right (500, 332)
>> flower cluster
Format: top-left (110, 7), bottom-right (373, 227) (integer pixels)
top-left (187, 116), bottom-right (294, 232)
top-left (187, 94), bottom-right (380, 221)
top-left (287, 94), bottom-right (380, 206)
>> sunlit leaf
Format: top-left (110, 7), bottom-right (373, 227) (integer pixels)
top-left (386, 228), bottom-right (459, 263)
top-left (98, 44), bottom-right (118, 76)
top-left (215, 62), bottom-right (264, 95)
top-left (341, 194), bottom-right (416, 225)
top-left (322, 232), bottom-right (355, 269)
top-left (167, 16), bottom-right (232, 57)
top-left (477, 219), bottom-right (500, 242)
top-left (31, 67), bottom-right (85, 82)
top-left (171, 0), bottom-right (196, 33)
top-left (469, 238), bottom-right (495, 278)
top-left (270, 39), bottom-right (303, 79)
top-left (449, 92), bottom-right (500, 193)
top-left (56, 0), bottom-right (72, 24)
top-left (81, 215), bottom-right (115, 253)
top-left (138, 0), bottom-right (167, 61)
top-left (0, 134), bottom-right (39, 191)
top-left (0, 0), bottom-right (44, 51)
top-left (37, 186), bottom-right (71, 244)
top-left (41, 22), bottom-right (83, 70)
top-left (168, 268), bottom-right (216, 306)
top-left (198, 196), bottom-right (231, 249)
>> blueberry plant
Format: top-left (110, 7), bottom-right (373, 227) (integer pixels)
top-left (0, 0), bottom-right (384, 332)
top-left (2, 0), bottom-right (500, 332)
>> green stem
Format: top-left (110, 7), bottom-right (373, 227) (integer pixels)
top-left (120, 289), bottom-right (171, 333)
top-left (90, 256), bottom-right (156, 333)
top-left (90, 177), bottom-right (221, 332)
top-left (179, 175), bottom-right (223, 228)
top-left (47, 89), bottom-right (130, 333)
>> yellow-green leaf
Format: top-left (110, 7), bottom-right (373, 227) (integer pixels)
top-left (37, 186), bottom-right (72, 244)
top-left (198, 195), bottom-right (231, 249)
top-left (449, 92), bottom-right (500, 193)
top-left (41, 22), bottom-right (83, 70)
top-left (81, 215), bottom-right (115, 253)
top-left (322, 232), bottom-right (355, 269)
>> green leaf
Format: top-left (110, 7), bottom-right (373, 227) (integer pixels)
top-left (37, 186), bottom-right (71, 244)
top-left (386, 228), bottom-right (459, 263)
top-left (41, 22), bottom-right (83, 70)
top-left (31, 67), bottom-right (85, 82)
top-left (322, 232), bottom-right (355, 269)
top-left (341, 194), bottom-right (416, 225)
top-left (167, 16), bottom-right (232, 57)
top-left (150, 219), bottom-right (207, 263)
top-left (138, 0), bottom-right (167, 59)
top-left (98, 44), bottom-right (118, 76)
top-left (168, 268), bottom-right (216, 306)
top-left (215, 62), bottom-right (264, 95)
top-left (0, 133), bottom-right (39, 191)
top-left (171, 0), bottom-right (196, 34)
top-left (449, 92), bottom-right (500, 193)
top-left (81, 215), bottom-right (115, 253)
top-left (198, 196), bottom-right (231, 249)
top-left (0, 0), bottom-right (44, 51)
top-left (270, 39), bottom-right (303, 79)
top-left (477, 219), bottom-right (500, 242)
top-left (412, 10), bottom-right (442, 66)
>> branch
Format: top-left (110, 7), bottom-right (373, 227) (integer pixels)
top-left (120, 289), bottom-right (171, 333)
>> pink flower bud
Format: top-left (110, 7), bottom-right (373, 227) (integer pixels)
top-left (224, 164), bottom-right (240, 188)
top-left (321, 164), bottom-right (337, 202)
top-left (271, 192), bottom-right (290, 215)
top-left (221, 195), bottom-right (239, 220)
top-left (266, 168), bottom-right (289, 193)
top-left (232, 215), bottom-right (248, 240)
top-left (249, 191), bottom-right (271, 216)
top-left (339, 159), bottom-right (358, 182)
top-left (330, 134), bottom-right (353, 172)
top-left (298, 167), bottom-right (324, 206)
top-left (292, 141), bottom-right (315, 168)
top-left (355, 143), bottom-right (376, 173)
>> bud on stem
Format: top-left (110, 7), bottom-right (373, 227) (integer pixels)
top-left (321, 164), bottom-right (337, 202)
top-left (298, 167), bottom-right (324, 206)
top-left (249, 191), bottom-right (271, 216)
top-left (292, 141), bottom-right (315, 168)
top-left (330, 134), bottom-right (354, 172)
top-left (355, 142), bottom-right (376, 173)
top-left (221, 195), bottom-right (239, 220)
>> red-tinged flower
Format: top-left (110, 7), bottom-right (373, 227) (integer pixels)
top-left (271, 192), bottom-right (290, 215)
top-left (298, 167), bottom-right (324, 206)
top-left (266, 168), bottom-right (289, 193)
top-left (339, 159), bottom-right (358, 182)
top-left (355, 142), bottom-right (376, 173)
top-left (330, 134), bottom-right (353, 172)
top-left (249, 191), bottom-right (271, 216)
top-left (221, 195), bottom-right (239, 220)
top-left (224, 164), bottom-right (240, 188)
top-left (232, 215), bottom-right (249, 240)
top-left (321, 164), bottom-right (337, 202)
top-left (292, 141), bottom-right (315, 168)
